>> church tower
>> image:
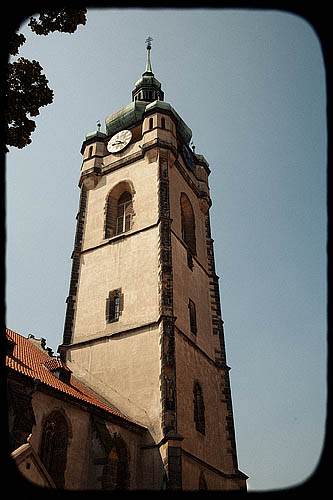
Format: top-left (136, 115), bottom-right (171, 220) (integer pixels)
top-left (58, 39), bottom-right (247, 490)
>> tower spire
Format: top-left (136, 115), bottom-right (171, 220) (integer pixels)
top-left (132, 36), bottom-right (164, 103)
top-left (144, 36), bottom-right (153, 74)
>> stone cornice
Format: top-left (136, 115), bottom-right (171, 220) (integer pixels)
top-left (174, 325), bottom-right (230, 372)
top-left (79, 137), bottom-right (211, 207)
top-left (181, 448), bottom-right (248, 481)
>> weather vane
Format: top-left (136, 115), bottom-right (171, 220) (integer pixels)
top-left (145, 36), bottom-right (153, 50)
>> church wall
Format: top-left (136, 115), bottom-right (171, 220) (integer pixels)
top-left (28, 389), bottom-right (146, 489)
top-left (71, 150), bottom-right (161, 343)
top-left (87, 418), bottom-right (145, 490)
top-left (65, 143), bottom-right (166, 443)
top-left (168, 159), bottom-right (222, 361)
top-left (139, 446), bottom-right (166, 489)
top-left (82, 156), bottom-right (159, 252)
top-left (172, 235), bottom-right (214, 359)
top-left (175, 332), bottom-right (236, 475)
top-left (168, 160), bottom-right (209, 269)
top-left (72, 227), bottom-right (160, 342)
top-left (64, 146), bottom-right (168, 446)
top-left (181, 455), bottom-right (241, 490)
top-left (67, 323), bottom-right (163, 442)
top-left (29, 390), bottom-right (91, 489)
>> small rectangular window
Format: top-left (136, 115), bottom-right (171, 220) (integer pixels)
top-left (106, 289), bottom-right (123, 323)
top-left (189, 299), bottom-right (197, 335)
top-left (114, 295), bottom-right (120, 320)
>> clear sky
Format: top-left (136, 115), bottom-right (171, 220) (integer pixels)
top-left (6, 7), bottom-right (327, 491)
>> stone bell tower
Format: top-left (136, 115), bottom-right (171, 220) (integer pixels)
top-left (58, 38), bottom-right (247, 490)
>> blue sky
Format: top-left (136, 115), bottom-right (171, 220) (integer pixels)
top-left (6, 8), bottom-right (327, 491)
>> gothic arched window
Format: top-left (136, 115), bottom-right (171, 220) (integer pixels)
top-left (199, 470), bottom-right (208, 489)
top-left (102, 436), bottom-right (130, 490)
top-left (180, 193), bottom-right (196, 256)
top-left (105, 182), bottom-right (134, 239)
top-left (188, 298), bottom-right (197, 335)
top-left (193, 381), bottom-right (205, 435)
top-left (40, 411), bottom-right (69, 488)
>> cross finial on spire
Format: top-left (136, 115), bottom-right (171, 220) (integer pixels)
top-left (145, 36), bottom-right (153, 50)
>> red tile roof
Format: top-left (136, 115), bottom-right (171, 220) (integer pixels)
top-left (5, 328), bottom-right (135, 425)
top-left (43, 357), bottom-right (72, 373)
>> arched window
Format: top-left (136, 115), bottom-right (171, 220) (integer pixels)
top-left (180, 193), bottom-right (196, 256)
top-left (199, 470), bottom-right (208, 489)
top-left (193, 381), bottom-right (205, 435)
top-left (149, 117), bottom-right (153, 130)
top-left (40, 410), bottom-right (69, 488)
top-left (188, 299), bottom-right (197, 335)
top-left (161, 117), bottom-right (166, 129)
top-left (107, 447), bottom-right (119, 489)
top-left (102, 435), bottom-right (130, 489)
top-left (105, 182), bottom-right (134, 238)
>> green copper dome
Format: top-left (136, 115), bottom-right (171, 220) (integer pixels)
top-left (105, 99), bottom-right (192, 145)
top-left (105, 101), bottom-right (146, 136)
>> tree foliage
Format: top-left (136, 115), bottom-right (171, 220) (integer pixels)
top-left (6, 58), bottom-right (54, 149)
top-left (6, 7), bottom-right (87, 150)
top-left (28, 8), bottom-right (87, 36)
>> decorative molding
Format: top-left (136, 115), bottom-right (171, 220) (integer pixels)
top-left (61, 186), bottom-right (87, 353)
top-left (204, 212), bottom-right (240, 471)
top-left (181, 448), bottom-right (248, 481)
top-left (174, 325), bottom-right (231, 371)
top-left (158, 149), bottom-right (177, 433)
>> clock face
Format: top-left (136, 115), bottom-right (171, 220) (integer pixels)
top-left (107, 129), bottom-right (132, 153)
